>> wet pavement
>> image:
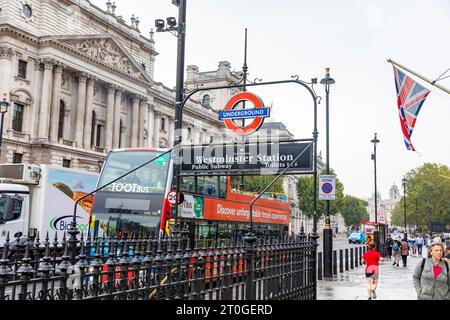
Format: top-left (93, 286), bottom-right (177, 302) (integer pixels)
top-left (317, 252), bottom-right (425, 300)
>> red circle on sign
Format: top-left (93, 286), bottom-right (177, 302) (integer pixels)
top-left (322, 183), bottom-right (333, 194)
top-left (223, 92), bottom-right (266, 135)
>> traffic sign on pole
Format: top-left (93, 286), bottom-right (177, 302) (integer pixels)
top-left (319, 175), bottom-right (336, 200)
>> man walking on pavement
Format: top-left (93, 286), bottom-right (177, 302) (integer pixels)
top-left (416, 234), bottom-right (424, 257)
top-left (392, 238), bottom-right (401, 267)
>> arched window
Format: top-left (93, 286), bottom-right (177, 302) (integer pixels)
top-left (58, 100), bottom-right (65, 139)
top-left (91, 111), bottom-right (96, 146)
top-left (22, 4), bottom-right (32, 18)
top-left (202, 95), bottom-right (211, 108)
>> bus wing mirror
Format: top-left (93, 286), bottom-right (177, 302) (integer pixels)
top-left (178, 193), bottom-right (185, 205)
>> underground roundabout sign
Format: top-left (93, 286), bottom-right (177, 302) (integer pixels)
top-left (219, 92), bottom-right (271, 135)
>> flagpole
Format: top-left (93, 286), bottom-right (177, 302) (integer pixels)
top-left (387, 58), bottom-right (450, 95)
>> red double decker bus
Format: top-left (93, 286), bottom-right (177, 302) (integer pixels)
top-left (90, 148), bottom-right (290, 244)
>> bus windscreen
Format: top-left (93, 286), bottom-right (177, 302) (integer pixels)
top-left (98, 150), bottom-right (169, 194)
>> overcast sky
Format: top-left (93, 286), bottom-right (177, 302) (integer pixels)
top-left (92, 0), bottom-right (450, 200)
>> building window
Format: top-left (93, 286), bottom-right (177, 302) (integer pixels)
top-left (160, 118), bottom-right (165, 131)
top-left (91, 111), bottom-right (96, 146)
top-left (63, 159), bottom-right (71, 168)
top-left (58, 101), bottom-right (65, 139)
top-left (13, 153), bottom-right (23, 164)
top-left (202, 95), bottom-right (211, 108)
top-left (141, 63), bottom-right (146, 71)
top-left (187, 127), bottom-right (192, 140)
top-left (22, 4), bottom-right (32, 18)
top-left (17, 60), bottom-right (27, 79)
top-left (119, 120), bottom-right (124, 148)
top-left (96, 124), bottom-right (102, 147)
top-left (210, 136), bottom-right (214, 143)
top-left (12, 103), bottom-right (24, 132)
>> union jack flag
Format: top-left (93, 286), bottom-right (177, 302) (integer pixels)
top-left (393, 66), bottom-right (431, 151)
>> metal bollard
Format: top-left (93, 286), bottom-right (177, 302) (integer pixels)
top-left (350, 248), bottom-right (354, 269)
top-left (339, 250), bottom-right (343, 273)
top-left (355, 247), bottom-right (359, 267)
top-left (318, 252), bottom-right (323, 280)
top-left (345, 248), bottom-right (349, 271)
top-left (333, 251), bottom-right (337, 275)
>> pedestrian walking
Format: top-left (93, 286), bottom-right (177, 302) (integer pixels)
top-left (412, 242), bottom-right (450, 300)
top-left (409, 236), bottom-right (417, 257)
top-left (416, 234), bottom-right (424, 257)
top-left (444, 246), bottom-right (450, 263)
top-left (425, 235), bottom-right (432, 249)
top-left (392, 238), bottom-right (401, 267)
top-left (401, 238), bottom-right (410, 267)
top-left (385, 235), bottom-right (393, 260)
top-left (361, 241), bottom-right (384, 300)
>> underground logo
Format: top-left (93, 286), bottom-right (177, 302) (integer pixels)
top-left (219, 92), bottom-right (271, 136)
top-left (50, 215), bottom-right (89, 232)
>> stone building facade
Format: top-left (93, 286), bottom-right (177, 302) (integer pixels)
top-left (366, 184), bottom-right (401, 226)
top-left (0, 0), bottom-right (226, 171)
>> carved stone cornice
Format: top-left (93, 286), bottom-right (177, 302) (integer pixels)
top-left (0, 46), bottom-right (14, 60)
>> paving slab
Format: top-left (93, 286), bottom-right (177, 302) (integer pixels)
top-left (317, 253), bottom-right (425, 300)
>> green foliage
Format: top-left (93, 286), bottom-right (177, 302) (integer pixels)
top-left (340, 195), bottom-right (370, 227)
top-left (296, 169), bottom-right (344, 218)
top-left (230, 176), bottom-right (285, 194)
top-left (391, 163), bottom-right (450, 231)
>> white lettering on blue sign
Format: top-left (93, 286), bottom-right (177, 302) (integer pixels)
top-left (219, 108), bottom-right (270, 120)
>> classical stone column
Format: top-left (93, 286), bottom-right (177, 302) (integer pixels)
top-left (147, 104), bottom-right (155, 147)
top-left (138, 98), bottom-right (147, 147)
top-left (0, 47), bottom-right (14, 101)
top-left (194, 125), bottom-right (202, 145)
top-left (83, 77), bottom-right (96, 149)
top-left (74, 72), bottom-right (88, 147)
top-left (105, 84), bottom-right (116, 151)
top-left (49, 63), bottom-right (65, 143)
top-left (130, 95), bottom-right (140, 147)
top-left (168, 116), bottom-right (175, 148)
top-left (112, 88), bottom-right (123, 148)
top-left (38, 59), bottom-right (55, 141)
top-left (153, 111), bottom-right (160, 148)
top-left (30, 60), bottom-right (42, 140)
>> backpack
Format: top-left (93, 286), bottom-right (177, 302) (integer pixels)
top-left (420, 258), bottom-right (449, 274)
top-left (392, 242), bottom-right (400, 251)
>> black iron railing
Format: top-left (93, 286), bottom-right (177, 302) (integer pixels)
top-left (0, 227), bottom-right (316, 301)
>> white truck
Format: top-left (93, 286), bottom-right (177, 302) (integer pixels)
top-left (0, 164), bottom-right (98, 243)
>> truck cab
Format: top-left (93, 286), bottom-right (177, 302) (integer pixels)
top-left (0, 183), bottom-right (30, 243)
top-left (0, 164), bottom-right (98, 243)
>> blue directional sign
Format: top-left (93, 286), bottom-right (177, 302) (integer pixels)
top-left (219, 107), bottom-right (271, 121)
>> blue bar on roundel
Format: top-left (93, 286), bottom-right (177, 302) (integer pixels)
top-left (219, 107), bottom-right (271, 121)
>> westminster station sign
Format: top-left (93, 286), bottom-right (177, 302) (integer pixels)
top-left (180, 141), bottom-right (313, 176)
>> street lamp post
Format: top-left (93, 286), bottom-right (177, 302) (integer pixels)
top-left (0, 94), bottom-right (10, 159)
top-left (402, 177), bottom-right (407, 240)
top-left (371, 133), bottom-right (380, 251)
top-left (426, 200), bottom-right (431, 236)
top-left (320, 68), bottom-right (335, 278)
top-left (155, 0), bottom-right (187, 236)
top-left (415, 194), bottom-right (419, 234)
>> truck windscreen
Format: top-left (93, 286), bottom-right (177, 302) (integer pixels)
top-left (98, 150), bottom-right (169, 194)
